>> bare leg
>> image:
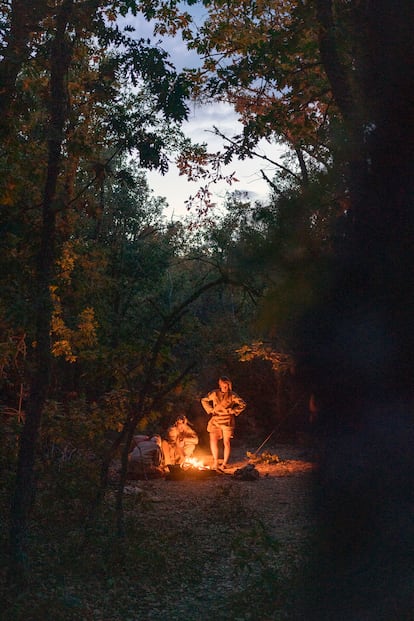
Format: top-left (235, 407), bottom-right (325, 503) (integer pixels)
top-left (222, 436), bottom-right (231, 466)
top-left (210, 433), bottom-right (219, 469)
top-left (162, 440), bottom-right (173, 465)
top-left (176, 444), bottom-right (185, 464)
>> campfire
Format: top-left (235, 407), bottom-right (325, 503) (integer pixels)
top-left (165, 457), bottom-right (218, 480)
top-left (181, 457), bottom-right (209, 470)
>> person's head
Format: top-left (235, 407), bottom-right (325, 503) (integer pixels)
top-left (175, 415), bottom-right (187, 428)
top-left (218, 376), bottom-right (232, 392)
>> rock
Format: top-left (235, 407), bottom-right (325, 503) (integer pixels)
top-left (232, 463), bottom-right (260, 480)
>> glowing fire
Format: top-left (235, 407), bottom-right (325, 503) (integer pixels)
top-left (181, 457), bottom-right (210, 470)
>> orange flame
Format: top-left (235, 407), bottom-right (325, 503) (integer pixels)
top-left (181, 457), bottom-right (210, 470)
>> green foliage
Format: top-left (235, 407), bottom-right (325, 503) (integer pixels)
top-left (183, 0), bottom-right (342, 167)
top-left (39, 398), bottom-right (124, 462)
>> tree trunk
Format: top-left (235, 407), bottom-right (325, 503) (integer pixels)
top-left (304, 4), bottom-right (414, 619)
top-left (9, 0), bottom-right (74, 576)
top-left (316, 0), bottom-right (369, 237)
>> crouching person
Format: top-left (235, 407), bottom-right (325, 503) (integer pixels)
top-left (128, 434), bottom-right (164, 479)
top-left (162, 416), bottom-right (199, 466)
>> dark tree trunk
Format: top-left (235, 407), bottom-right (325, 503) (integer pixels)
top-left (316, 0), bottom-right (369, 236)
top-left (301, 3), bottom-right (414, 619)
top-left (9, 0), bottom-right (74, 576)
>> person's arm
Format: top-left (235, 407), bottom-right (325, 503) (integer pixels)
top-left (183, 425), bottom-right (199, 443)
top-left (201, 391), bottom-right (215, 415)
top-left (230, 392), bottom-right (246, 416)
top-left (167, 426), bottom-right (178, 445)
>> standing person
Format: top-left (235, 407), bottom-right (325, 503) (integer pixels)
top-left (162, 415), bottom-right (199, 465)
top-left (201, 376), bottom-right (246, 470)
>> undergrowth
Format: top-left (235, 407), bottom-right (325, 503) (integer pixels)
top-left (0, 456), bottom-right (310, 621)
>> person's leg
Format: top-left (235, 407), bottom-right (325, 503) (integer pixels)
top-left (175, 442), bottom-right (185, 464)
top-left (222, 429), bottom-right (233, 467)
top-left (161, 440), bottom-right (173, 465)
top-left (209, 431), bottom-right (219, 469)
top-left (183, 441), bottom-right (197, 459)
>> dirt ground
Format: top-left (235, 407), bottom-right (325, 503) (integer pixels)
top-left (118, 443), bottom-right (318, 621)
top-left (123, 443), bottom-right (316, 532)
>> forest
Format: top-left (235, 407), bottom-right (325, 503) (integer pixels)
top-left (1, 1), bottom-right (414, 619)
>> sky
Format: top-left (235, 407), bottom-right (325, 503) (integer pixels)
top-left (146, 102), bottom-right (283, 219)
top-left (123, 10), bottom-right (284, 218)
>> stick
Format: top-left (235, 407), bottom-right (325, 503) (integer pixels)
top-left (253, 429), bottom-right (277, 455)
top-left (253, 399), bottom-right (303, 454)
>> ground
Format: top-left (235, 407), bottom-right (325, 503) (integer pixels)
top-left (0, 443), bottom-right (318, 621)
top-left (114, 443), bottom-right (317, 621)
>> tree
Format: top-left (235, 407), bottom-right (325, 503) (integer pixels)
top-left (0, 0), bottom-right (194, 573)
top-left (300, 0), bottom-right (414, 413)
top-left (9, 0), bottom-right (76, 572)
top-left (180, 0), bottom-right (341, 190)
top-left (297, 4), bottom-right (414, 618)
top-left (0, 0), bottom-right (49, 134)
top-left (140, 0), bottom-right (351, 349)
top-left (166, 0), bottom-right (414, 400)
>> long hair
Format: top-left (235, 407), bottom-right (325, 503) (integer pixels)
top-left (219, 376), bottom-right (232, 391)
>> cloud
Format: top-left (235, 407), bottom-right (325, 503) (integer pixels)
top-left (119, 12), bottom-right (283, 218)
top-left (146, 112), bottom-right (282, 219)
top-left (146, 100), bottom-right (283, 217)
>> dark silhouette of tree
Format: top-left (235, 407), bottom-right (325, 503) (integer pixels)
top-left (297, 3), bottom-right (414, 619)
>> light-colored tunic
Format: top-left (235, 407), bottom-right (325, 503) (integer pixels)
top-left (201, 389), bottom-right (246, 432)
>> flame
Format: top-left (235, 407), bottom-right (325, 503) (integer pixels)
top-left (181, 457), bottom-right (209, 470)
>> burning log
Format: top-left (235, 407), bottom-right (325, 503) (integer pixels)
top-left (165, 458), bottom-right (219, 481)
